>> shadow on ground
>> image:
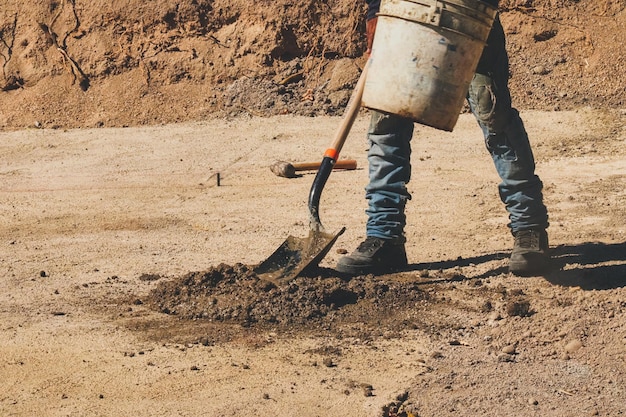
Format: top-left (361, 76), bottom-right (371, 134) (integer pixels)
top-left (545, 241), bottom-right (626, 290)
top-left (399, 241), bottom-right (626, 290)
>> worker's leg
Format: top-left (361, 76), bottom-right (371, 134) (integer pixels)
top-left (336, 110), bottom-right (413, 274)
top-left (467, 15), bottom-right (550, 274)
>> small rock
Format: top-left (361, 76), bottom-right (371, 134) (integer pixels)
top-left (497, 353), bottom-right (515, 363)
top-left (322, 357), bottom-right (334, 367)
top-left (564, 339), bottom-right (583, 353)
top-left (501, 343), bottom-right (517, 355)
top-left (488, 311), bottom-right (502, 321)
top-left (532, 65), bottom-right (550, 75)
top-left (528, 398), bottom-right (539, 405)
top-left (506, 299), bottom-right (532, 317)
top-left (361, 384), bottom-right (374, 397)
top-left (430, 351), bottom-right (443, 359)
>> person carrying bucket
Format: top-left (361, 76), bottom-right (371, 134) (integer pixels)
top-left (336, 0), bottom-right (550, 276)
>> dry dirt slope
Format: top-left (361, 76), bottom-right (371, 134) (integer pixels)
top-left (1, 0), bottom-right (625, 129)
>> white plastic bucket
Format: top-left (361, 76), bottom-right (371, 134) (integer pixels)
top-left (362, 0), bottom-right (498, 131)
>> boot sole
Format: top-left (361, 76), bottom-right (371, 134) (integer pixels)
top-left (335, 261), bottom-right (408, 276)
top-left (509, 256), bottom-right (550, 276)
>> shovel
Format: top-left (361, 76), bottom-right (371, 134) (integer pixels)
top-left (255, 63), bottom-right (369, 284)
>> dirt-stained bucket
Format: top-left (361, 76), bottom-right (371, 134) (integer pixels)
top-left (362, 0), bottom-right (498, 131)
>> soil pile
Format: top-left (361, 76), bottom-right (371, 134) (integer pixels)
top-left (145, 263), bottom-right (427, 334)
top-left (1, 0), bottom-right (625, 129)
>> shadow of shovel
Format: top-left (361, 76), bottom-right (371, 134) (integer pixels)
top-left (255, 63), bottom-right (369, 285)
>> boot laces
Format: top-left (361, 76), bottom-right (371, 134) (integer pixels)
top-left (515, 230), bottom-right (540, 249)
top-left (356, 237), bottom-right (385, 253)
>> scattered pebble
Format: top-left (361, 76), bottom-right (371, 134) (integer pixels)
top-left (532, 65), bottom-right (550, 75)
top-left (431, 351), bottom-right (443, 359)
top-left (138, 273), bottom-right (161, 281)
top-left (488, 311), bottom-right (502, 321)
top-left (506, 299), bottom-right (532, 317)
top-left (565, 339), bottom-right (583, 353)
top-left (362, 384), bottom-right (374, 397)
top-left (501, 343), bottom-right (517, 355)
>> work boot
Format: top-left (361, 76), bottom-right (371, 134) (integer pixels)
top-left (336, 236), bottom-right (408, 275)
top-left (509, 229), bottom-right (550, 275)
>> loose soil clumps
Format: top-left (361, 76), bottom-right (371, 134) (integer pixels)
top-left (146, 263), bottom-right (428, 331)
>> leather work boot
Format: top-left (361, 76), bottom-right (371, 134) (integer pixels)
top-left (336, 236), bottom-right (408, 275)
top-left (509, 229), bottom-right (550, 275)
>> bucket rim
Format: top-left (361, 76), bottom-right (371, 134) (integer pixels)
top-left (380, 0), bottom-right (498, 26)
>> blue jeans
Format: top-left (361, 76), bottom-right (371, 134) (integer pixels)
top-left (365, 16), bottom-right (549, 239)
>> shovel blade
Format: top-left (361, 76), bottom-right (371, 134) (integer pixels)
top-left (255, 227), bottom-right (346, 285)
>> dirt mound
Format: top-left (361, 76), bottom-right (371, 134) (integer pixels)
top-left (145, 263), bottom-right (428, 334)
top-left (1, 0), bottom-right (625, 129)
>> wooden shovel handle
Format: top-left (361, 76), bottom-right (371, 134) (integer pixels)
top-left (292, 159), bottom-right (357, 172)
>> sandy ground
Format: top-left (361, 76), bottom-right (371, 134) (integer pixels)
top-left (1, 109), bottom-right (626, 416)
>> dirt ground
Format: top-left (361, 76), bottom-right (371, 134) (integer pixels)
top-left (1, 108), bottom-right (626, 416)
top-left (1, 0), bottom-right (626, 416)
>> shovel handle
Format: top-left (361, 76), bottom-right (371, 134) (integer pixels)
top-left (323, 63), bottom-right (369, 161)
top-left (309, 62), bottom-right (369, 230)
top-left (293, 159), bottom-right (357, 172)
